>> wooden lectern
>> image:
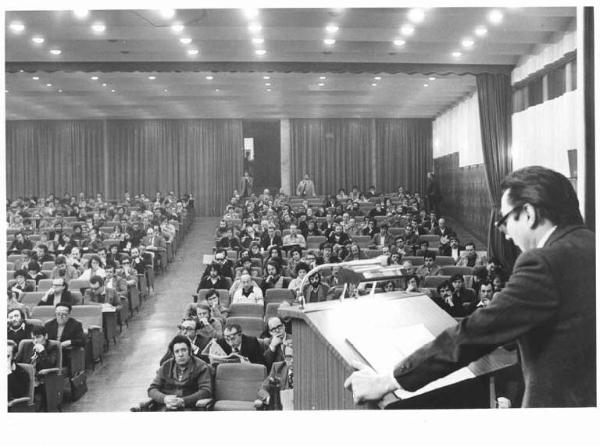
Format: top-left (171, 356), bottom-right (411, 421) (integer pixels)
top-left (278, 292), bottom-right (517, 410)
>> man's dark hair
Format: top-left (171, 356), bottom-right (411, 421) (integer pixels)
top-left (423, 251), bottom-right (436, 261)
top-left (224, 323), bottom-right (243, 334)
top-left (465, 241), bottom-right (476, 249)
top-left (55, 302), bottom-right (72, 312)
top-left (500, 166), bottom-right (583, 227)
top-left (437, 280), bottom-right (453, 294)
top-left (479, 280), bottom-right (495, 291)
top-left (32, 325), bottom-right (48, 337)
top-left (406, 274), bottom-right (420, 287)
top-left (450, 273), bottom-right (465, 283)
top-left (8, 308), bottom-right (26, 320)
top-left (14, 269), bottom-right (27, 278)
top-left (295, 262), bottom-right (310, 275)
top-left (168, 334), bottom-right (192, 354)
top-left (55, 255), bottom-right (67, 265)
top-left (473, 266), bottom-right (489, 281)
top-left (208, 262), bottom-right (222, 275)
top-left (90, 275), bottom-right (104, 287)
top-left (266, 260), bottom-right (280, 274)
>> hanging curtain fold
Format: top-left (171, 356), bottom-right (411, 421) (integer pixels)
top-left (476, 73), bottom-right (520, 272)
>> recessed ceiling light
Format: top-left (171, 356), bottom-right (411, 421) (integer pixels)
top-left (215, 89), bottom-right (220, 92)
top-left (58, 89), bottom-right (63, 93)
top-left (325, 24), bottom-right (339, 33)
top-left (19, 70), bottom-right (24, 73)
top-left (429, 77), bottom-right (436, 81)
top-left (252, 37), bottom-right (264, 44)
top-left (461, 38), bottom-right (474, 48)
top-left (267, 89), bottom-right (271, 92)
top-left (31, 36), bottom-right (45, 44)
top-left (9, 22), bottom-right (26, 33)
top-left (46, 83), bottom-right (52, 87)
top-left (452, 51), bottom-right (462, 57)
top-left (171, 24), bottom-right (184, 33)
top-left (371, 83), bottom-right (377, 87)
top-left (163, 89), bottom-right (168, 92)
top-left (91, 23), bottom-right (106, 34)
top-left (263, 76), bottom-right (270, 80)
top-left (187, 49), bottom-right (199, 55)
top-left (91, 76), bottom-right (99, 80)
top-left (248, 23), bottom-right (262, 33)
top-left (488, 10), bottom-right (503, 24)
top-left (243, 9), bottom-right (259, 19)
top-left (324, 38), bottom-right (336, 45)
top-left (400, 24), bottom-right (414, 36)
top-left (475, 26), bottom-right (488, 37)
top-left (159, 9), bottom-right (176, 19)
top-left (393, 39), bottom-right (406, 46)
top-left (32, 76), bottom-right (39, 80)
top-left (102, 83), bottom-right (107, 87)
top-left (179, 37), bottom-right (192, 45)
top-left (319, 76), bottom-right (327, 80)
top-left (255, 49), bottom-right (266, 56)
top-left (148, 76), bottom-right (156, 80)
top-left (407, 8), bottom-right (425, 23)
top-left (111, 89), bottom-right (116, 93)
top-left (73, 10), bottom-right (89, 19)
top-left (206, 75), bottom-right (214, 80)
top-left (49, 49), bottom-right (62, 55)
top-left (318, 83), bottom-right (325, 87)
top-left (423, 83), bottom-right (429, 87)
top-left (265, 82), bottom-right (271, 86)
top-left (374, 76), bottom-right (382, 80)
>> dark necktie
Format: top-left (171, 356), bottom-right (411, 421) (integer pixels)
top-left (287, 368), bottom-right (294, 388)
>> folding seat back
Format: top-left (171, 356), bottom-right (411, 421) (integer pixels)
top-left (37, 278), bottom-right (54, 291)
top-left (439, 266), bottom-right (475, 276)
top-left (69, 279), bottom-right (91, 294)
top-left (362, 249), bottom-right (382, 259)
top-left (436, 256), bottom-right (457, 266)
top-left (7, 270), bottom-right (16, 282)
top-left (225, 316), bottom-right (264, 338)
top-left (213, 363), bottom-right (267, 411)
top-left (42, 269), bottom-right (54, 278)
top-left (70, 305), bottom-right (103, 332)
top-left (389, 228), bottom-right (405, 237)
top-left (422, 275), bottom-right (451, 289)
top-left (7, 279), bottom-right (37, 290)
top-left (351, 235), bottom-right (371, 247)
top-left (228, 303), bottom-right (264, 318)
top-left (42, 261), bottom-right (56, 271)
top-left (103, 239), bottom-right (120, 249)
top-left (20, 292), bottom-right (48, 312)
top-left (30, 305), bottom-right (56, 322)
top-left (419, 234), bottom-right (441, 247)
top-left (7, 363), bottom-right (35, 412)
top-left (227, 250), bottom-right (238, 261)
top-left (7, 261), bottom-right (15, 271)
top-left (264, 302), bottom-right (281, 322)
top-left (402, 256), bottom-right (425, 266)
top-left (264, 288), bottom-right (295, 306)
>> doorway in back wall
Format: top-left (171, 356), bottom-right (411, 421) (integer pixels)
top-left (242, 120), bottom-right (281, 196)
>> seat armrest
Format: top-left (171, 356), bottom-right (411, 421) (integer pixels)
top-left (195, 398), bottom-right (214, 411)
top-left (8, 397), bottom-right (30, 407)
top-left (37, 367), bottom-right (61, 377)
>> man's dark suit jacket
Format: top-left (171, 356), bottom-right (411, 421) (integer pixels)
top-left (393, 225), bottom-right (596, 407)
top-left (257, 361), bottom-right (292, 402)
top-left (44, 317), bottom-right (86, 348)
top-left (260, 234), bottom-right (283, 251)
top-left (217, 334), bottom-right (265, 365)
top-left (38, 290), bottom-right (75, 307)
top-left (16, 341), bottom-right (60, 373)
top-left (432, 225), bottom-right (456, 238)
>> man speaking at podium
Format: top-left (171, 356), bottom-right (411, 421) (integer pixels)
top-left (345, 167), bottom-right (596, 408)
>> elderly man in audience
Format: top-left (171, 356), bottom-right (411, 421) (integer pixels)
top-left (263, 317), bottom-right (293, 370)
top-left (476, 280), bottom-right (495, 308)
top-left (432, 217), bottom-right (456, 238)
top-left (146, 335), bottom-right (213, 411)
top-left (255, 345), bottom-right (294, 410)
top-left (216, 323), bottom-right (265, 365)
top-left (232, 273), bottom-right (264, 305)
top-left (39, 278), bottom-right (76, 307)
top-left (7, 308), bottom-right (34, 346)
top-left (415, 252), bottom-right (442, 279)
top-left (50, 255), bottom-right (79, 284)
top-left (456, 242), bottom-right (486, 267)
top-left (44, 302), bottom-right (86, 370)
top-left (282, 223), bottom-right (306, 251)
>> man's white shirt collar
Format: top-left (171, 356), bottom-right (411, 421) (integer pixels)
top-left (537, 226), bottom-right (558, 248)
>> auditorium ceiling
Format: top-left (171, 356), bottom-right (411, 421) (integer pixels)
top-left (5, 7), bottom-right (576, 120)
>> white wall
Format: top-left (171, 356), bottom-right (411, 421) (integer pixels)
top-left (432, 91), bottom-right (483, 167)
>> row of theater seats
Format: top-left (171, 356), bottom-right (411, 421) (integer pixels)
top-left (8, 210), bottom-right (194, 412)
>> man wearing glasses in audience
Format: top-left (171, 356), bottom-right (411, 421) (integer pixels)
top-left (255, 345), bottom-right (295, 410)
top-left (38, 278), bottom-right (75, 306)
top-left (345, 166), bottom-right (595, 408)
top-left (44, 302), bottom-right (86, 371)
top-left (217, 323), bottom-right (265, 365)
top-left (202, 248), bottom-right (234, 280)
top-left (263, 317), bottom-right (292, 369)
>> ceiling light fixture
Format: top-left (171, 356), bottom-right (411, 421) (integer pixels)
top-left (58, 89), bottom-right (63, 93)
top-left (400, 24), bottom-right (414, 36)
top-left (252, 37), bottom-right (264, 44)
top-left (319, 76), bottom-right (327, 80)
top-left (393, 39), bottom-right (406, 46)
top-left (49, 49), bottom-right (62, 55)
top-left (371, 83), bottom-right (377, 87)
top-left (429, 77), bottom-right (436, 81)
top-left (187, 49), bottom-right (199, 55)
top-left (91, 76), bottom-right (99, 80)
top-left (407, 8), bottom-right (425, 23)
top-left (461, 38), bottom-right (474, 48)
top-left (263, 76), bottom-right (270, 80)
top-left (171, 24), bottom-right (184, 33)
top-left (324, 38), bottom-right (335, 45)
top-left (159, 9), bottom-right (176, 19)
top-left (111, 89), bottom-right (116, 93)
top-left (9, 22), bottom-right (26, 33)
top-left (179, 37), bottom-right (192, 45)
top-left (325, 24), bottom-right (339, 33)
top-left (255, 49), bottom-right (266, 55)
top-left (46, 83), bottom-right (52, 87)
top-left (148, 76), bottom-right (156, 80)
top-left (248, 23), bottom-right (262, 33)
top-left (32, 36), bottom-right (45, 44)
top-left (73, 10), bottom-right (89, 19)
top-left (267, 89), bottom-right (271, 92)
top-left (452, 51), bottom-right (462, 57)
top-left (163, 89), bottom-right (168, 92)
top-left (32, 76), bottom-right (39, 80)
top-left (374, 76), bottom-right (382, 80)
top-left (91, 23), bottom-right (106, 34)
top-left (318, 83), bottom-right (325, 87)
top-left (206, 75), bottom-right (214, 80)
top-left (488, 10), bottom-right (503, 24)
top-left (475, 26), bottom-right (488, 36)
top-left (102, 83), bottom-right (107, 87)
top-left (243, 9), bottom-right (259, 19)
top-left (265, 82), bottom-right (271, 86)
top-left (424, 83), bottom-right (429, 87)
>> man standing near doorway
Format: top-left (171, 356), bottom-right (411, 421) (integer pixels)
top-left (296, 174), bottom-right (316, 197)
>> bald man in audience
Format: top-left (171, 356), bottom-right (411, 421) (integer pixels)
top-left (232, 273), bottom-right (264, 305)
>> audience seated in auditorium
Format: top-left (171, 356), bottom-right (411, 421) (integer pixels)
top-left (9, 270), bottom-right (34, 300)
top-left (414, 240), bottom-right (431, 257)
top-left (263, 317), bottom-right (292, 370)
top-left (456, 242), bottom-right (486, 267)
top-left (492, 273), bottom-right (507, 299)
top-left (229, 268), bottom-right (261, 299)
top-left (129, 247), bottom-right (149, 275)
top-left (197, 262), bottom-right (229, 292)
top-left (217, 323), bottom-right (266, 365)
top-left (255, 344), bottom-right (294, 410)
top-left (404, 275), bottom-right (429, 296)
top-left (78, 255), bottom-right (106, 281)
top-left (262, 261), bottom-right (286, 294)
top-left (282, 223), bottom-right (306, 250)
top-left (44, 302), bottom-right (86, 370)
top-left (449, 274), bottom-right (477, 317)
top-left (85, 275), bottom-right (124, 312)
top-left (287, 262), bottom-right (310, 297)
top-left (204, 249), bottom-right (234, 280)
top-left (438, 235), bottom-right (464, 261)
top-left (317, 242), bottom-right (341, 265)
top-left (369, 223), bottom-right (393, 249)
top-left (50, 255), bottom-right (79, 284)
top-left (261, 225), bottom-right (283, 251)
top-left (344, 243), bottom-right (366, 262)
top-left (26, 261), bottom-right (47, 285)
top-left (476, 280), bottom-right (495, 308)
top-left (232, 273), bottom-right (264, 305)
top-left (302, 272), bottom-right (330, 303)
top-left (147, 335), bottom-right (213, 411)
top-left (7, 308), bottom-right (34, 346)
top-left (160, 317), bottom-right (207, 364)
top-left (8, 231), bottom-right (34, 254)
top-left (38, 278), bottom-right (75, 307)
top-left (432, 218), bottom-right (456, 238)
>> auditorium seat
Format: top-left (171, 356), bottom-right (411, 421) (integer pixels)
top-left (362, 249), bottom-right (383, 258)
top-left (228, 303), bottom-right (264, 318)
top-left (439, 266), bottom-right (475, 276)
top-left (7, 363), bottom-right (35, 412)
top-left (225, 316), bottom-right (264, 338)
top-left (211, 363), bottom-right (267, 411)
top-left (402, 256), bottom-right (425, 266)
top-left (435, 256), bottom-right (456, 266)
top-left (41, 261), bottom-right (56, 271)
top-left (69, 279), bottom-right (91, 294)
top-left (419, 234), bottom-right (441, 247)
top-left (20, 292), bottom-right (48, 311)
top-left (264, 303), bottom-right (281, 322)
top-left (264, 288), bottom-right (295, 306)
top-left (422, 275), bottom-right (451, 288)
top-left (37, 278), bottom-right (53, 291)
top-left (351, 235), bottom-right (371, 247)
top-left (8, 279), bottom-right (37, 290)
top-left (7, 270), bottom-right (16, 282)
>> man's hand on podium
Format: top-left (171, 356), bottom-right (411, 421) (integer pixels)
top-left (344, 360), bottom-right (402, 405)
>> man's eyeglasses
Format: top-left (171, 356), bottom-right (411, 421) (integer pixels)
top-left (55, 312), bottom-right (69, 317)
top-left (224, 331), bottom-right (240, 341)
top-left (269, 324), bottom-right (284, 332)
top-left (178, 325), bottom-right (196, 332)
top-left (495, 206), bottom-right (522, 230)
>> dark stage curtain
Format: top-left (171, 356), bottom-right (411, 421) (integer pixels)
top-left (376, 119), bottom-right (432, 194)
top-left (6, 120), bottom-right (105, 198)
top-left (290, 119), bottom-right (373, 196)
top-left (476, 73), bottom-right (520, 272)
top-left (106, 119), bottom-right (243, 216)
